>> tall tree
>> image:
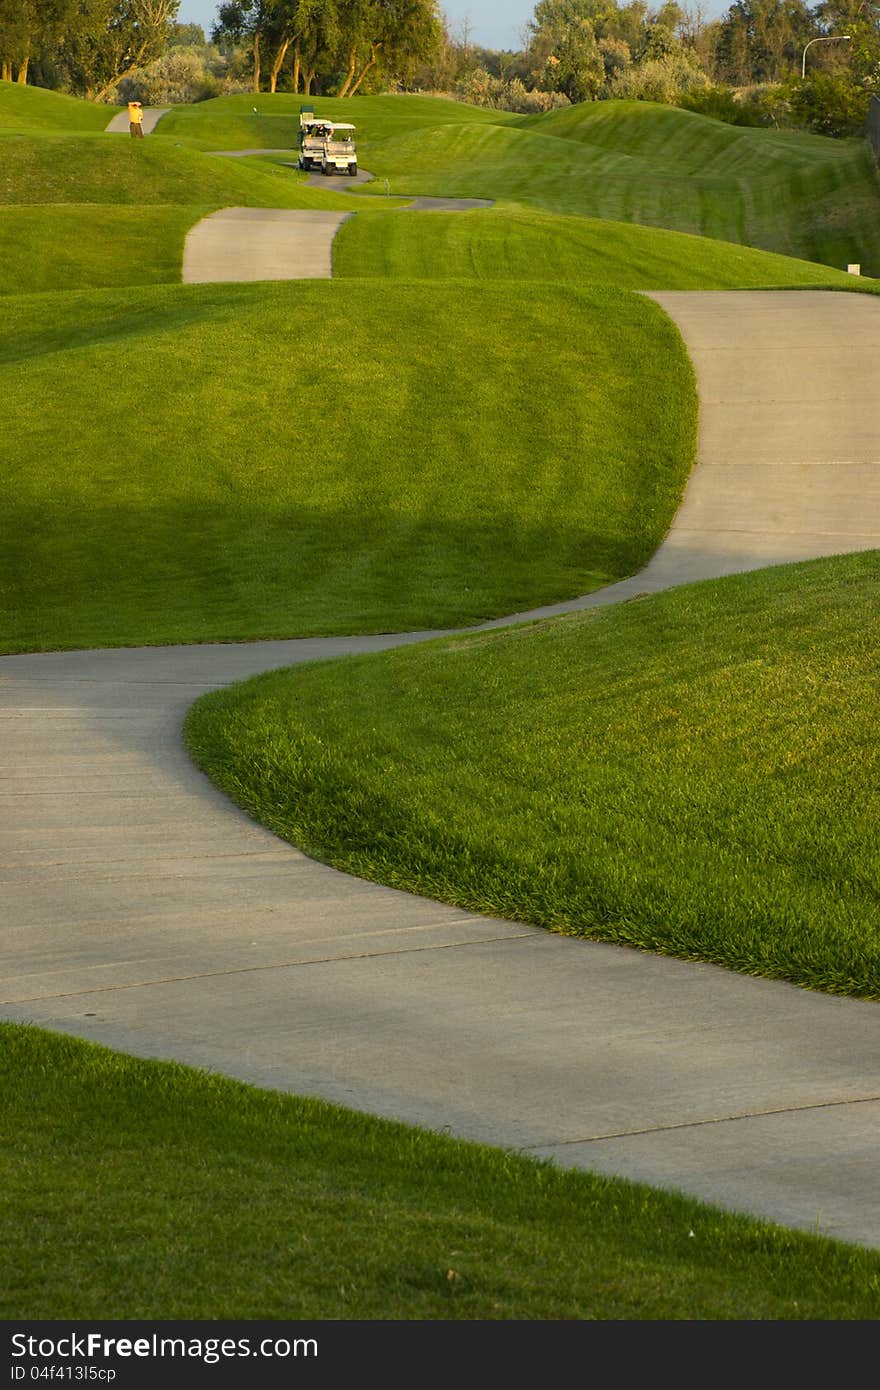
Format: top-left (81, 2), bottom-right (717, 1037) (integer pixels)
top-left (0, 0), bottom-right (100, 84)
top-left (716, 0), bottom-right (817, 84)
top-left (59, 0), bottom-right (180, 99)
top-left (335, 0), bottom-right (441, 97)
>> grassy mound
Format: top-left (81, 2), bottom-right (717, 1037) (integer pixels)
top-left (185, 551), bottom-right (880, 1002)
top-left (359, 107), bottom-right (880, 276)
top-left (0, 78), bottom-right (111, 132)
top-left (154, 90), bottom-right (521, 150)
top-left (0, 133), bottom-right (362, 207)
top-left (5, 1023), bottom-right (878, 1319)
top-left (334, 204), bottom-right (868, 290)
top-left (0, 278), bottom-right (695, 652)
top-left (0, 205), bottom-right (206, 293)
top-left (521, 98), bottom-right (830, 172)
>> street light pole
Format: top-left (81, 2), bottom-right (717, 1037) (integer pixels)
top-left (801, 35), bottom-right (852, 79)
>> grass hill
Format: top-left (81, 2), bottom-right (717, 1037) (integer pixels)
top-left (0, 77), bottom-right (111, 132)
top-left (0, 277), bottom-right (695, 652)
top-left (358, 107), bottom-right (880, 275)
top-left (0, 205), bottom-right (203, 293)
top-left (153, 90), bottom-right (522, 150)
top-left (186, 550), bottom-right (880, 1004)
top-left (0, 132), bottom-right (355, 206)
top-left (151, 91), bottom-right (880, 274)
top-left (333, 204), bottom-right (865, 290)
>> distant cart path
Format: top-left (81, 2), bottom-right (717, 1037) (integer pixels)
top-left (104, 106), bottom-right (170, 134)
top-left (181, 164), bottom-right (493, 284)
top-left (182, 207), bottom-right (353, 283)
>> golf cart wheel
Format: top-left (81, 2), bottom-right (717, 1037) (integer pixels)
top-left (349, 164), bottom-right (357, 177)
top-left (322, 163), bottom-right (332, 176)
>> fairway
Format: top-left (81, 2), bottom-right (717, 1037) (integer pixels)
top-left (4, 1021), bottom-right (879, 1320)
top-left (185, 551), bottom-right (880, 1002)
top-left (0, 278), bottom-right (696, 652)
top-left (5, 73), bottom-right (880, 1298)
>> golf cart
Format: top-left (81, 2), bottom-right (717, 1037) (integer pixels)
top-left (297, 106), bottom-right (333, 171)
top-left (321, 123), bottom-right (358, 177)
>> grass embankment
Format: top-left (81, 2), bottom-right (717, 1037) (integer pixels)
top-left (185, 552), bottom-right (880, 1003)
top-left (0, 205), bottom-right (205, 293)
top-left (334, 204), bottom-right (868, 290)
top-left (154, 90), bottom-right (522, 151)
top-left (5, 1023), bottom-right (878, 1320)
top-left (359, 101), bottom-right (880, 276)
top-left (0, 77), bottom-right (111, 132)
top-left (0, 133), bottom-right (359, 207)
top-left (0, 278), bottom-right (695, 652)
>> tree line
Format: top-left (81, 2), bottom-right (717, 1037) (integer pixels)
top-left (2, 0), bottom-right (878, 138)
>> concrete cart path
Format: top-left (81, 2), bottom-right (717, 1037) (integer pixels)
top-left (182, 207), bottom-right (353, 284)
top-left (181, 174), bottom-right (491, 285)
top-left (304, 167), bottom-right (494, 209)
top-left (3, 290), bottom-right (880, 1252)
top-left (104, 106), bottom-right (170, 134)
top-left (474, 289), bottom-right (880, 629)
top-left (644, 290), bottom-right (880, 584)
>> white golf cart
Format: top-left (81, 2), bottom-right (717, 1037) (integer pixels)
top-left (321, 123), bottom-right (358, 177)
top-left (297, 107), bottom-right (333, 172)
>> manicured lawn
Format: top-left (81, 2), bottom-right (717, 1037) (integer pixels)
top-left (153, 90), bottom-right (522, 151)
top-left (4, 1023), bottom-right (877, 1320)
top-left (0, 278), bottom-right (695, 652)
top-left (0, 205), bottom-right (205, 293)
top-left (333, 203), bottom-right (872, 290)
top-left (185, 551), bottom-right (880, 1002)
top-left (0, 78), bottom-right (112, 132)
top-left (0, 132), bottom-right (361, 207)
top-left (357, 103), bottom-right (880, 276)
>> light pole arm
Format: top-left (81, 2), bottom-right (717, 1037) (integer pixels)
top-left (802, 34), bottom-right (852, 79)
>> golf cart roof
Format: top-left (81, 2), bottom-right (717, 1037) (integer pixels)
top-left (329, 123), bottom-right (356, 131)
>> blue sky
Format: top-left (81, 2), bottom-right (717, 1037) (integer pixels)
top-left (176, 1), bottom-right (731, 51)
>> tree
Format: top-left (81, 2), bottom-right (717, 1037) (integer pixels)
top-left (0, 0), bottom-right (101, 84)
top-left (814, 0), bottom-right (880, 89)
top-left (335, 0), bottom-right (441, 98)
top-left (785, 66), bottom-right (871, 128)
top-left (716, 0), bottom-right (817, 86)
top-left (543, 18), bottom-right (606, 97)
top-left (528, 0), bottom-right (609, 98)
top-left (58, 0), bottom-right (181, 100)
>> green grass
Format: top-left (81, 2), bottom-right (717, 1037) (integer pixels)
top-left (4, 1022), bottom-right (879, 1320)
top-left (0, 278), bottom-right (695, 652)
top-left (185, 551), bottom-right (880, 1003)
top-left (334, 203), bottom-right (872, 290)
top-left (0, 78), bottom-right (111, 132)
top-left (0, 133), bottom-right (365, 207)
top-left (0, 205), bottom-right (206, 293)
top-left (356, 102), bottom-right (880, 276)
top-left (153, 91), bottom-right (523, 151)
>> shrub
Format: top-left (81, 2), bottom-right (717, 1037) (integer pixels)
top-left (610, 53), bottom-right (709, 104)
top-left (677, 84), bottom-right (769, 126)
top-left (782, 72), bottom-right (872, 137)
top-left (454, 68), bottom-right (569, 113)
top-left (117, 50), bottom-right (224, 106)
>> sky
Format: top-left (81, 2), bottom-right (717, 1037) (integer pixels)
top-left (175, 0), bottom-right (731, 52)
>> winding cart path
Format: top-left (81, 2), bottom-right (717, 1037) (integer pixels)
top-left (7, 134), bottom-right (880, 1249)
